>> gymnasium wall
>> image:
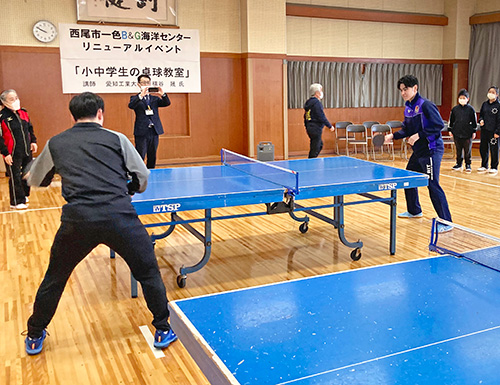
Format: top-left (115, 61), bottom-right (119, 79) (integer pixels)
top-left (0, 0), bottom-right (488, 162)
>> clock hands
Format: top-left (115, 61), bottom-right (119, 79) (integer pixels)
top-left (36, 27), bottom-right (48, 33)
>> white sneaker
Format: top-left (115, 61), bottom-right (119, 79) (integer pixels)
top-left (477, 167), bottom-right (487, 172)
top-left (25, 197), bottom-right (29, 203)
top-left (489, 169), bottom-right (498, 175)
top-left (10, 203), bottom-right (28, 210)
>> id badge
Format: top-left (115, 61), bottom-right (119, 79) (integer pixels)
top-left (145, 109), bottom-right (154, 116)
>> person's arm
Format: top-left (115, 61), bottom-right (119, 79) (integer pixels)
top-left (117, 132), bottom-right (150, 193)
top-left (470, 106), bottom-right (477, 130)
top-left (0, 118), bottom-right (9, 157)
top-left (496, 103), bottom-right (500, 136)
top-left (421, 100), bottom-right (444, 137)
top-left (448, 108), bottom-right (455, 132)
top-left (478, 102), bottom-right (486, 125)
top-left (27, 141), bottom-right (56, 187)
top-left (312, 101), bottom-right (332, 129)
top-left (128, 94), bottom-right (142, 109)
top-left (152, 87), bottom-right (171, 108)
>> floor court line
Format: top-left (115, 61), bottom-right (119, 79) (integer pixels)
top-left (139, 325), bottom-right (165, 359)
top-left (441, 173), bottom-right (500, 188)
top-left (276, 324), bottom-right (500, 385)
top-left (0, 206), bottom-right (62, 215)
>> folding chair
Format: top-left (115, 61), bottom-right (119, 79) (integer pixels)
top-left (334, 121), bottom-right (352, 155)
top-left (346, 124), bottom-right (369, 160)
top-left (441, 121), bottom-right (455, 158)
top-left (363, 121), bottom-right (380, 144)
top-left (371, 124), bottom-right (394, 161)
top-left (386, 120), bottom-right (407, 159)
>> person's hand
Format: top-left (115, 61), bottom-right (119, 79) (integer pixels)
top-left (495, 134), bottom-right (499, 139)
top-left (480, 119), bottom-right (484, 126)
top-left (329, 126), bottom-right (335, 132)
top-left (140, 86), bottom-right (148, 98)
top-left (4, 154), bottom-right (13, 166)
top-left (472, 133), bottom-right (476, 140)
top-left (384, 133), bottom-right (393, 144)
top-left (31, 143), bottom-right (38, 153)
top-left (407, 133), bottom-right (419, 146)
top-left (449, 132), bottom-right (453, 138)
top-left (151, 87), bottom-right (164, 98)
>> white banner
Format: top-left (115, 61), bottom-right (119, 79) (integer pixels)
top-left (59, 23), bottom-right (200, 94)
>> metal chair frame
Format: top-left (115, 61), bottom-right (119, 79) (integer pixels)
top-left (334, 121), bottom-right (352, 155)
top-left (371, 124), bottom-right (394, 161)
top-left (346, 124), bottom-right (369, 160)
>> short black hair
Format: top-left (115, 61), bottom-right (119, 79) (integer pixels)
top-left (458, 89), bottom-right (469, 99)
top-left (138, 74), bottom-right (151, 83)
top-left (69, 92), bottom-right (104, 121)
top-left (397, 75), bottom-right (419, 90)
top-left (488, 86), bottom-right (499, 95)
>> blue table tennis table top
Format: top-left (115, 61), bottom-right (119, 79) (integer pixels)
top-left (169, 247), bottom-right (500, 384)
top-left (132, 156), bottom-right (428, 215)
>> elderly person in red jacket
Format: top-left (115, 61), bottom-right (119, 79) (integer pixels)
top-left (0, 89), bottom-right (37, 209)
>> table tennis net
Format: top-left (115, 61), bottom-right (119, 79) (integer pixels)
top-left (429, 218), bottom-right (500, 272)
top-left (221, 149), bottom-right (299, 195)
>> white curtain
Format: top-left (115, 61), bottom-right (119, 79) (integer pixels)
top-left (288, 60), bottom-right (442, 109)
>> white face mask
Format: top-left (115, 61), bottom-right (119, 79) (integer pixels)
top-left (458, 99), bottom-right (467, 106)
top-left (487, 92), bottom-right (497, 101)
top-left (319, 91), bottom-right (324, 100)
top-left (3, 99), bottom-right (20, 111)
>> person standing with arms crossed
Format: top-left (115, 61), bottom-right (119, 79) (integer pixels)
top-left (128, 75), bottom-right (171, 169)
top-left (24, 92), bottom-right (177, 355)
top-left (384, 75), bottom-right (452, 233)
top-left (304, 83), bottom-right (334, 158)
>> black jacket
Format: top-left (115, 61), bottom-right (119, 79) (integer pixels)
top-left (27, 122), bottom-right (149, 222)
top-left (128, 93), bottom-right (171, 136)
top-left (304, 97), bottom-right (332, 129)
top-left (448, 104), bottom-right (477, 138)
top-left (479, 99), bottom-right (500, 134)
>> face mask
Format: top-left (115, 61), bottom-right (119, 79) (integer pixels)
top-left (487, 92), bottom-right (497, 101)
top-left (3, 99), bottom-right (20, 111)
top-left (319, 91), bottom-right (324, 99)
top-left (458, 99), bottom-right (467, 106)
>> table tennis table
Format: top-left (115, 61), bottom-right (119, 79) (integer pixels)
top-left (127, 151), bottom-right (428, 293)
top-left (169, 246), bottom-right (500, 384)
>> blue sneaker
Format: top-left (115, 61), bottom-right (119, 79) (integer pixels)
top-left (25, 330), bottom-right (47, 355)
top-left (398, 211), bottom-right (423, 218)
top-left (154, 329), bottom-right (178, 349)
top-left (437, 224), bottom-right (453, 233)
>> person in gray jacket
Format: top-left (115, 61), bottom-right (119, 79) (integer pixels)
top-left (23, 92), bottom-right (177, 355)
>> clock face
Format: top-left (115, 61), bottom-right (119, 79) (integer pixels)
top-left (33, 20), bottom-right (57, 43)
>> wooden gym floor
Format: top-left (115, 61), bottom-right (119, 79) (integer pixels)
top-left (1, 152), bottom-right (499, 385)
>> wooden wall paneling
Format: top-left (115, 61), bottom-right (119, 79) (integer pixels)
top-left (186, 56), bottom-right (247, 159)
top-left (0, 48), bottom-right (73, 150)
top-left (286, 4), bottom-right (448, 26)
top-left (440, 63), bottom-right (453, 119)
top-left (288, 107), bottom-right (404, 157)
top-left (251, 58), bottom-right (285, 159)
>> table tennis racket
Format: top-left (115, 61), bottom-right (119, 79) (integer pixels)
top-left (372, 134), bottom-right (385, 148)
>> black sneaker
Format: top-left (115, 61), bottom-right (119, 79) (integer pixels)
top-left (465, 165), bottom-right (472, 173)
top-left (452, 164), bottom-right (462, 171)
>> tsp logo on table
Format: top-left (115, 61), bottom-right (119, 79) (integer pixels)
top-left (153, 203), bottom-right (181, 213)
top-left (378, 183), bottom-right (397, 190)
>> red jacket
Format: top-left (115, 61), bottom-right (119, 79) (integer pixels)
top-left (0, 108), bottom-right (36, 157)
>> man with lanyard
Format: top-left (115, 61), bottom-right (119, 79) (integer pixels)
top-left (128, 75), bottom-right (171, 169)
top-left (385, 75), bottom-right (452, 233)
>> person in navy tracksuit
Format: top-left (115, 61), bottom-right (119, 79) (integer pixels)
top-left (128, 74), bottom-right (171, 169)
top-left (385, 75), bottom-right (452, 231)
top-left (303, 83), bottom-right (334, 158)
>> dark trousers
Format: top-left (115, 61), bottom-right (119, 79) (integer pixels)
top-left (479, 130), bottom-right (499, 169)
top-left (5, 153), bottom-right (31, 206)
top-left (27, 213), bottom-right (170, 337)
top-left (404, 148), bottom-right (452, 221)
top-left (306, 125), bottom-right (323, 158)
top-left (453, 137), bottom-right (472, 166)
top-left (135, 129), bottom-right (159, 169)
